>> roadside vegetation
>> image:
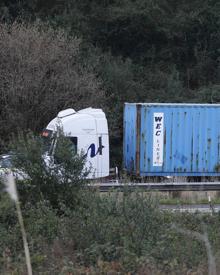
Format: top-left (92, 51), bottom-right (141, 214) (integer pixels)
top-left (0, 134), bottom-right (219, 274)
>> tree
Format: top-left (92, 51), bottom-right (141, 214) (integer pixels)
top-left (0, 22), bottom-right (105, 150)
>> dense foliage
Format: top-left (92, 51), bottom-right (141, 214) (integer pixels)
top-left (1, 184), bottom-right (220, 274)
top-left (0, 134), bottom-right (218, 274)
top-left (8, 132), bottom-right (88, 208)
top-left (0, 22), bottom-right (105, 152)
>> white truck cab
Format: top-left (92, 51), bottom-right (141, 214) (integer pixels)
top-left (44, 108), bottom-right (109, 179)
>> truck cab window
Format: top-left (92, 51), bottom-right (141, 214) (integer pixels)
top-left (41, 129), bottom-right (55, 154)
top-left (69, 137), bottom-right (78, 154)
top-left (54, 136), bottom-right (78, 165)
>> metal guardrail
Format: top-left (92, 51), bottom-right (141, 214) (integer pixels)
top-left (160, 204), bottom-right (220, 213)
top-left (90, 182), bottom-right (220, 192)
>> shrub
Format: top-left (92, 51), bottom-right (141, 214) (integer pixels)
top-left (9, 131), bottom-right (88, 208)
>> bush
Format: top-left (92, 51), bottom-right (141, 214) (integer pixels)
top-left (9, 131), bottom-right (88, 208)
top-left (0, 180), bottom-right (218, 274)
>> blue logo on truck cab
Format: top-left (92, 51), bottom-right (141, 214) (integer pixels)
top-left (85, 137), bottom-right (105, 158)
top-left (86, 143), bottom-right (105, 158)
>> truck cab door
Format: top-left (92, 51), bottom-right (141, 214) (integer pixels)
top-left (96, 134), bottom-right (109, 177)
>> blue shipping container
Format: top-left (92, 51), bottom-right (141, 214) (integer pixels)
top-left (123, 103), bottom-right (220, 176)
